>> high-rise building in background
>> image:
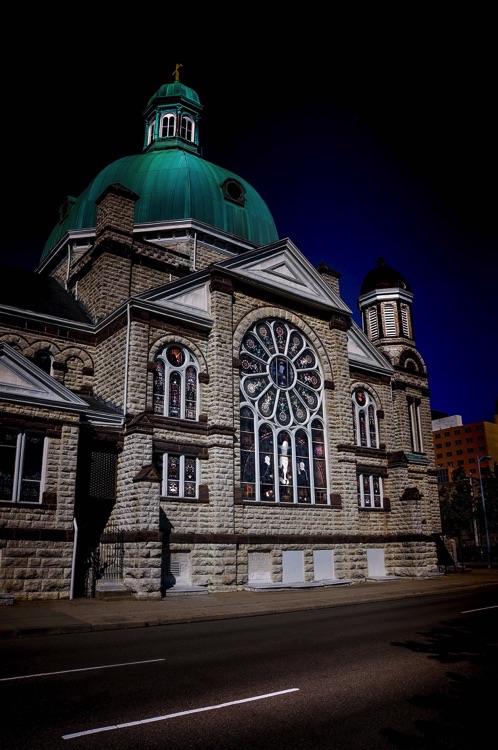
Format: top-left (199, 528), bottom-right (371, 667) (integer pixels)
top-left (432, 408), bottom-right (498, 483)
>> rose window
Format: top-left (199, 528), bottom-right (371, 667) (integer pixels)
top-left (239, 319), bottom-right (327, 504)
top-left (240, 321), bottom-right (322, 426)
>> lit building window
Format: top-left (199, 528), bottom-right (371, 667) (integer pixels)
top-left (160, 113), bottom-right (176, 138)
top-left (147, 119), bottom-right (154, 145)
top-left (180, 115), bottom-right (194, 141)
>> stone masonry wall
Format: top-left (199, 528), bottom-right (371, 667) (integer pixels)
top-left (0, 405), bottom-right (80, 599)
top-left (74, 252), bottom-right (132, 322)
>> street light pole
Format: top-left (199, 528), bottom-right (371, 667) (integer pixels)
top-left (478, 455), bottom-right (492, 569)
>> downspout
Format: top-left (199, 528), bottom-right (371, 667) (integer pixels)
top-left (123, 302), bottom-right (131, 417)
top-left (193, 231), bottom-right (197, 271)
top-left (231, 285), bottom-right (238, 583)
top-left (70, 517), bottom-right (78, 599)
top-left (66, 245), bottom-right (71, 289)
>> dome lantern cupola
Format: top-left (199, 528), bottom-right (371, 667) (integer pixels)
top-left (40, 65), bottom-right (278, 266)
top-left (142, 63), bottom-right (202, 155)
top-left (358, 257), bottom-right (415, 344)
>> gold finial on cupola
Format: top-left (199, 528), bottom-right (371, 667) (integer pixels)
top-left (173, 63), bottom-right (183, 81)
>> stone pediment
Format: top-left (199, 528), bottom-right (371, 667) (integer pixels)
top-left (0, 343), bottom-right (88, 410)
top-left (137, 278), bottom-right (213, 324)
top-left (347, 320), bottom-right (393, 376)
top-left (216, 239), bottom-right (351, 314)
top-left (158, 281), bottom-right (210, 314)
top-left (137, 238), bottom-right (352, 318)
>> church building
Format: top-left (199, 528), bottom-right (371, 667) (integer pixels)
top-left (0, 69), bottom-right (442, 600)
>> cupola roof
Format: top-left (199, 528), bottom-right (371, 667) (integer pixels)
top-left (41, 67), bottom-right (278, 263)
top-left (360, 256), bottom-right (412, 295)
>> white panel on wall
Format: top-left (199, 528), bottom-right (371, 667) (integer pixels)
top-left (248, 551), bottom-right (272, 582)
top-left (282, 550), bottom-right (304, 583)
top-left (367, 548), bottom-right (385, 577)
top-left (313, 549), bottom-right (334, 580)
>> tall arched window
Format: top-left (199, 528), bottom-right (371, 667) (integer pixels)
top-left (180, 115), bottom-right (194, 141)
top-left (147, 118), bottom-right (155, 145)
top-left (160, 113), bottom-right (176, 138)
top-left (153, 344), bottom-right (199, 420)
top-left (352, 388), bottom-right (379, 448)
top-left (239, 319), bottom-right (327, 504)
top-left (407, 396), bottom-right (423, 453)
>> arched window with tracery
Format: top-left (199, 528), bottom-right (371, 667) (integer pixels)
top-left (239, 319), bottom-right (328, 504)
top-left (153, 344), bottom-right (199, 420)
top-left (352, 388), bottom-right (379, 448)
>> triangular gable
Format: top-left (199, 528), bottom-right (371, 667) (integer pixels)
top-left (135, 275), bottom-right (213, 328)
top-left (216, 239), bottom-right (352, 314)
top-left (0, 343), bottom-right (88, 410)
top-left (347, 320), bottom-right (394, 376)
top-left (136, 239), bottom-right (352, 318)
top-left (158, 282), bottom-right (210, 314)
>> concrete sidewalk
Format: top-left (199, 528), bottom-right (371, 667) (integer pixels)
top-left (2, 567), bottom-right (498, 640)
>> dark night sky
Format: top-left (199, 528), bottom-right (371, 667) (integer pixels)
top-left (1, 14), bottom-right (496, 424)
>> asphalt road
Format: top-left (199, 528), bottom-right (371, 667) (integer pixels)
top-left (2, 585), bottom-right (497, 749)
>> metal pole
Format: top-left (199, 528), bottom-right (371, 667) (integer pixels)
top-left (478, 456), bottom-right (492, 569)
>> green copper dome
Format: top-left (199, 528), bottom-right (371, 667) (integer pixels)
top-left (41, 77), bottom-right (278, 262)
top-left (146, 79), bottom-right (201, 108)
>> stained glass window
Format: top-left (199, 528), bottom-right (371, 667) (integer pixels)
top-left (153, 345), bottom-right (198, 420)
top-left (357, 473), bottom-right (383, 508)
top-left (156, 452), bottom-right (198, 499)
top-left (352, 389), bottom-right (379, 448)
top-left (240, 319), bottom-right (328, 504)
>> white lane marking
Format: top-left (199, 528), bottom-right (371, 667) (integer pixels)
top-left (62, 688), bottom-right (300, 739)
top-left (462, 604), bottom-right (498, 614)
top-left (0, 658), bottom-right (164, 682)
